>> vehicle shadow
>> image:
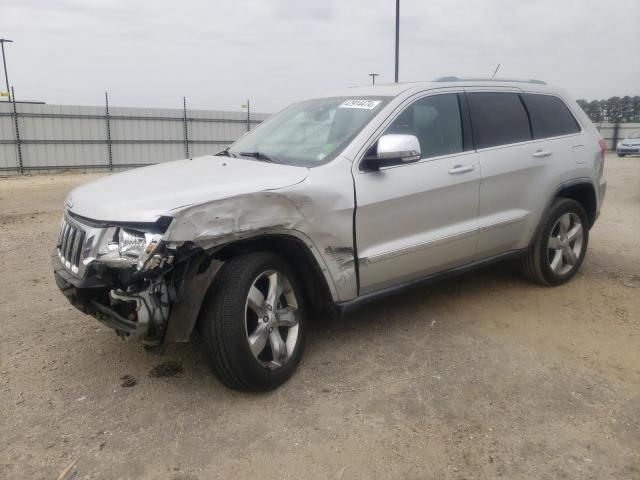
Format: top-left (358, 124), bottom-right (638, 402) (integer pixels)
top-left (311, 261), bottom-right (528, 334)
top-left (156, 260), bottom-right (533, 396)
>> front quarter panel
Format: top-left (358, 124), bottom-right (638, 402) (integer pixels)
top-left (163, 155), bottom-right (358, 302)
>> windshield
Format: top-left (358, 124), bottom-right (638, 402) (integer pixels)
top-left (227, 96), bottom-right (390, 166)
top-left (628, 130), bottom-right (640, 139)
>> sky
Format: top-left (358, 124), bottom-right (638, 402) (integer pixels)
top-left (1, 0), bottom-right (639, 113)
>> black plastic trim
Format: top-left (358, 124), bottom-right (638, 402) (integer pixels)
top-left (51, 252), bottom-right (110, 289)
top-left (458, 92), bottom-right (475, 151)
top-left (528, 178), bottom-right (598, 247)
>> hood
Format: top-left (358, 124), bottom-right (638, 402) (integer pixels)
top-left (66, 155), bottom-right (309, 223)
top-left (622, 137), bottom-right (640, 145)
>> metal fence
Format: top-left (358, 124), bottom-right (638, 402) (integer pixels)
top-left (2, 100), bottom-right (636, 175)
top-left (596, 123), bottom-right (640, 150)
top-left (0, 97), bottom-right (268, 174)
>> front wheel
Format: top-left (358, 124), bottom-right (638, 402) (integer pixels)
top-left (200, 252), bottom-right (307, 391)
top-left (521, 198), bottom-right (589, 286)
top-left (617, 153), bottom-right (626, 158)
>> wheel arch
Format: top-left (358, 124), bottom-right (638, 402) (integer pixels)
top-left (209, 234), bottom-right (337, 316)
top-left (528, 178), bottom-right (597, 250)
top-left (555, 181), bottom-right (597, 228)
top-left (163, 232), bottom-right (340, 346)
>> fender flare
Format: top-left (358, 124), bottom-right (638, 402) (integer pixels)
top-left (528, 177), bottom-right (596, 249)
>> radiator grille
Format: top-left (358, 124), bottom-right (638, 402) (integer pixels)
top-left (57, 218), bottom-right (88, 273)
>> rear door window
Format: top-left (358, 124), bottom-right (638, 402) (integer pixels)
top-left (523, 93), bottom-right (581, 139)
top-left (467, 92), bottom-right (532, 149)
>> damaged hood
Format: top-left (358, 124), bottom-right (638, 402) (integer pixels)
top-left (65, 155), bottom-right (309, 223)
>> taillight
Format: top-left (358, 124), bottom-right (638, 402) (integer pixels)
top-left (598, 139), bottom-right (606, 162)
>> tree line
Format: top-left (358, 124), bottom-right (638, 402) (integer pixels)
top-left (576, 96), bottom-right (640, 124)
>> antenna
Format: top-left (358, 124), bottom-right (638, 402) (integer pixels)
top-left (492, 64), bottom-right (501, 78)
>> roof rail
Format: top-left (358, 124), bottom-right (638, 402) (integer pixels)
top-left (433, 76), bottom-right (547, 85)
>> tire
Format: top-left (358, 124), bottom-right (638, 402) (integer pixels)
top-left (617, 153), bottom-right (626, 158)
top-left (200, 251), bottom-right (307, 391)
top-left (521, 198), bottom-right (589, 286)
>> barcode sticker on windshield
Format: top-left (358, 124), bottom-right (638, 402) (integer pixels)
top-left (339, 99), bottom-right (381, 110)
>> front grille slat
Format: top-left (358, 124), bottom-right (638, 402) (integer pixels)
top-left (65, 227), bottom-right (77, 262)
top-left (60, 223), bottom-right (71, 259)
top-left (57, 220), bottom-right (66, 247)
top-left (72, 230), bottom-right (85, 267)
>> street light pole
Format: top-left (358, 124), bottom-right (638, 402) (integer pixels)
top-left (368, 73), bottom-right (379, 85)
top-left (394, 0), bottom-right (400, 83)
top-left (0, 38), bottom-right (14, 102)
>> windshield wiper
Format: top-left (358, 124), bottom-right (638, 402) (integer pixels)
top-left (239, 151), bottom-right (275, 162)
top-left (215, 148), bottom-right (236, 158)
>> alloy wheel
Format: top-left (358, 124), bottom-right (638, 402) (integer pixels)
top-left (547, 212), bottom-right (584, 276)
top-left (244, 270), bottom-right (300, 370)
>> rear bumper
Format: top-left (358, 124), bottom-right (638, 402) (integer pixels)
top-left (595, 177), bottom-right (607, 224)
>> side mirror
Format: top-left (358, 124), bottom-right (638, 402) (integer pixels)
top-left (362, 134), bottom-right (421, 170)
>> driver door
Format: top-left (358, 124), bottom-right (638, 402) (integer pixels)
top-left (353, 92), bottom-right (480, 294)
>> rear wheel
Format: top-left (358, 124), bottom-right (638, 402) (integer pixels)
top-left (521, 198), bottom-right (589, 286)
top-left (200, 252), bottom-right (307, 391)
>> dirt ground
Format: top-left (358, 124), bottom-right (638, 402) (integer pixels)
top-left (1, 154), bottom-right (639, 480)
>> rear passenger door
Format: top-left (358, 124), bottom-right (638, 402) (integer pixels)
top-left (466, 90), bottom-right (547, 258)
top-left (468, 90), bottom-right (584, 259)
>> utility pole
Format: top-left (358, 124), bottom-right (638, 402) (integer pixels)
top-left (368, 73), bottom-right (379, 85)
top-left (394, 0), bottom-right (400, 83)
top-left (0, 38), bottom-right (14, 102)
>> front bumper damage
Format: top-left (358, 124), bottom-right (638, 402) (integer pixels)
top-left (52, 248), bottom-right (220, 347)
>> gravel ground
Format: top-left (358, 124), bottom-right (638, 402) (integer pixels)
top-left (1, 154), bottom-right (639, 480)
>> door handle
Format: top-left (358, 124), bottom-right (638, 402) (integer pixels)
top-left (448, 164), bottom-right (474, 174)
top-left (533, 149), bottom-right (553, 158)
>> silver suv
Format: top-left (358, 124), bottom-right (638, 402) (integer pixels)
top-left (52, 78), bottom-right (607, 390)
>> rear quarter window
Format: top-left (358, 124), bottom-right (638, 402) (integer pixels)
top-left (467, 92), bottom-right (532, 149)
top-left (523, 93), bottom-right (581, 139)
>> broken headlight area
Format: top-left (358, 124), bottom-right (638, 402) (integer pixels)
top-left (54, 214), bottom-right (215, 346)
top-left (95, 227), bottom-right (166, 271)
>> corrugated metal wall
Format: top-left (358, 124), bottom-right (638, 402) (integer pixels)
top-left (0, 102), bottom-right (268, 174)
top-left (596, 123), bottom-right (640, 150)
